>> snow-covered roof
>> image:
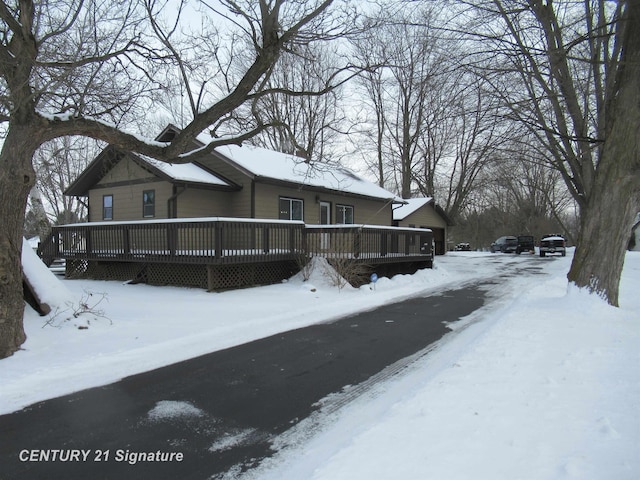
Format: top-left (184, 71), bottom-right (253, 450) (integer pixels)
top-left (65, 145), bottom-right (239, 196)
top-left (138, 155), bottom-right (232, 187)
top-left (392, 197), bottom-right (433, 221)
top-left (214, 144), bottom-right (402, 202)
top-left (67, 126), bottom-right (398, 200)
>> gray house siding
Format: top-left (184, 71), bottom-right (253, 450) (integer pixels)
top-left (396, 208), bottom-right (447, 230)
top-left (89, 180), bottom-right (173, 222)
top-left (175, 187), bottom-right (236, 218)
top-left (254, 182), bottom-right (393, 224)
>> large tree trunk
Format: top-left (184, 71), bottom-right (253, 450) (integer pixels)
top-left (567, 1), bottom-right (640, 306)
top-left (569, 181), bottom-right (638, 307)
top-left (0, 126), bottom-right (38, 358)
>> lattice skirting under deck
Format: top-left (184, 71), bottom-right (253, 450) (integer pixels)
top-left (65, 259), bottom-right (299, 291)
top-left (207, 261), bottom-right (298, 290)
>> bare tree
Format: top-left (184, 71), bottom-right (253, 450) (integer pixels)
top-left (350, 11), bottom-right (391, 188)
top-left (453, 144), bottom-right (574, 250)
top-left (486, 145), bottom-right (575, 236)
top-left (357, 65), bottom-right (387, 187)
top-left (420, 74), bottom-right (506, 221)
top-left (23, 187), bottom-right (50, 240)
top-left (32, 136), bottom-right (98, 226)
top-left (354, 6), bottom-right (505, 222)
top-left (460, 0), bottom-right (639, 305)
top-left (240, 44), bottom-right (348, 163)
top-left (353, 7), bottom-right (449, 197)
top-left (0, 0), bottom-right (354, 358)
top-left (387, 17), bottom-right (444, 198)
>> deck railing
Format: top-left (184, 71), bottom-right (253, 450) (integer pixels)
top-left (38, 218), bottom-right (433, 266)
top-left (304, 225), bottom-right (433, 263)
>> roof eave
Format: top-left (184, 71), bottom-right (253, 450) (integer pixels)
top-left (64, 146), bottom-right (123, 196)
top-left (256, 176), bottom-right (398, 203)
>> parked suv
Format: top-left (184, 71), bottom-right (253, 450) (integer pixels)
top-left (491, 236), bottom-right (518, 253)
top-left (516, 235), bottom-right (535, 254)
top-left (539, 235), bottom-right (566, 257)
top-left (455, 242), bottom-right (471, 251)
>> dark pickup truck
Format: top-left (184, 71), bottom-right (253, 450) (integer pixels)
top-left (516, 235), bottom-right (535, 254)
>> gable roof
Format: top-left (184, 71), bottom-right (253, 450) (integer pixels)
top-left (137, 154), bottom-right (233, 188)
top-left (213, 144), bottom-right (402, 202)
top-left (66, 125), bottom-right (401, 203)
top-left (393, 197), bottom-right (433, 221)
top-left (65, 146), bottom-right (238, 196)
top-left (393, 197), bottom-right (454, 226)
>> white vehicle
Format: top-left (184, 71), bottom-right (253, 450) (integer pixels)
top-left (539, 235), bottom-right (566, 257)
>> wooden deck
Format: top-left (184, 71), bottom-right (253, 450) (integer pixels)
top-left (38, 218), bottom-right (434, 289)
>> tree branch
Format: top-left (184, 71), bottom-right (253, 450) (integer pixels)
top-left (0, 1), bottom-right (23, 34)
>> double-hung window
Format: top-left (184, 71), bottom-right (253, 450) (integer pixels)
top-left (279, 197), bottom-right (303, 221)
top-left (143, 190), bottom-right (155, 218)
top-left (103, 195), bottom-right (113, 220)
top-left (336, 204), bottom-right (354, 224)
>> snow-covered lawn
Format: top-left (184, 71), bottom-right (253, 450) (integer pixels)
top-left (3, 249), bottom-right (639, 479)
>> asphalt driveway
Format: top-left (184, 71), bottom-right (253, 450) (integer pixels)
top-left (0, 283), bottom-right (488, 479)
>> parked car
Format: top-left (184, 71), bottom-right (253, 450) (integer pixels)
top-left (539, 235), bottom-right (566, 257)
top-left (455, 242), bottom-right (471, 251)
top-left (491, 236), bottom-right (518, 253)
top-left (516, 235), bottom-right (535, 254)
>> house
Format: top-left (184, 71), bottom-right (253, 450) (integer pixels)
top-left (44, 126), bottom-right (436, 291)
top-left (392, 197), bottom-right (452, 255)
top-left (65, 126), bottom-right (402, 227)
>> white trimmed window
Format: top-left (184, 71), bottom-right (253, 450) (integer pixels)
top-left (336, 204), bottom-right (354, 224)
top-left (143, 190), bottom-right (155, 218)
top-left (103, 195), bottom-right (113, 220)
top-left (279, 197), bottom-right (304, 221)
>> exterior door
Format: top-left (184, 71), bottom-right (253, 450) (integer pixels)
top-left (319, 201), bottom-right (331, 249)
top-left (319, 201), bottom-right (331, 224)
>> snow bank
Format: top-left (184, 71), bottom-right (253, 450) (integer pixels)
top-left (21, 238), bottom-right (75, 313)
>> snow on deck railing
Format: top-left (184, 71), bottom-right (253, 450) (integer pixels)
top-left (39, 218), bottom-right (433, 265)
top-left (56, 217), bottom-right (306, 228)
top-left (305, 224), bottom-right (432, 233)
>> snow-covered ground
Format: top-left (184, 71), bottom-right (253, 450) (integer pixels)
top-left (3, 248), bottom-right (639, 479)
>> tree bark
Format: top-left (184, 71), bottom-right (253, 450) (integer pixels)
top-left (567, 0), bottom-right (640, 306)
top-left (0, 125), bottom-right (39, 357)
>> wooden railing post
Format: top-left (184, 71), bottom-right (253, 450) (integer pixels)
top-left (289, 225), bottom-right (295, 253)
top-left (302, 226), bottom-right (308, 257)
top-left (167, 224), bottom-right (177, 257)
top-left (36, 228), bottom-right (59, 266)
top-left (380, 230), bottom-right (387, 257)
top-left (262, 225), bottom-right (270, 253)
top-left (123, 226), bottom-right (131, 255)
top-left (214, 221), bottom-right (222, 259)
top-left (354, 228), bottom-right (361, 259)
top-left (85, 226), bottom-right (93, 256)
top-left (52, 230), bottom-right (59, 257)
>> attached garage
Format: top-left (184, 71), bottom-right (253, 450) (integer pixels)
top-left (393, 198), bottom-right (452, 255)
